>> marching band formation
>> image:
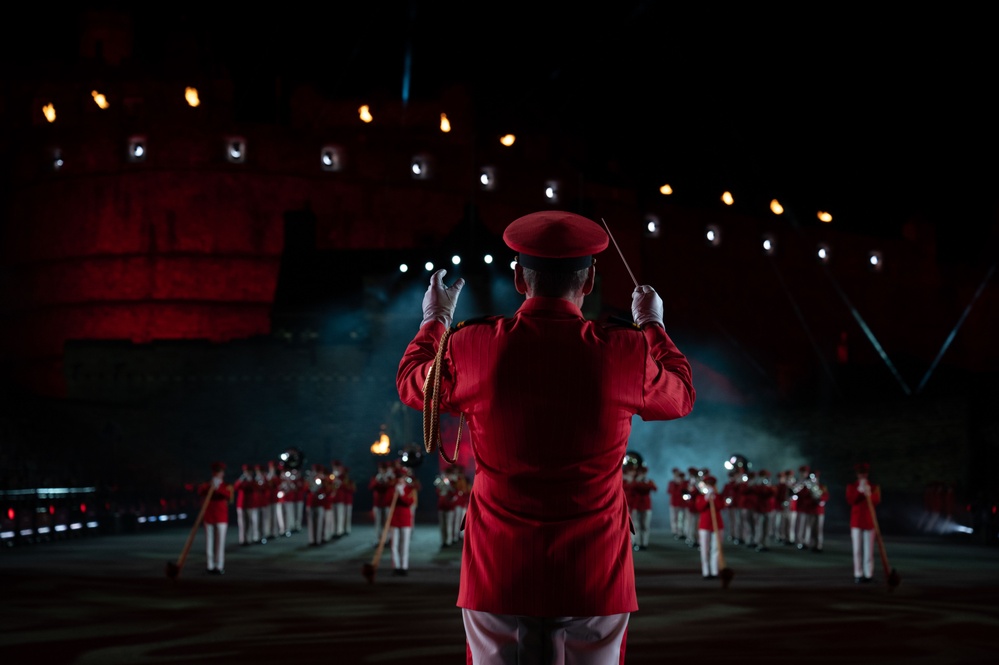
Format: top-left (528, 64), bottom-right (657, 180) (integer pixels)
top-left (197, 452), bottom-right (881, 584)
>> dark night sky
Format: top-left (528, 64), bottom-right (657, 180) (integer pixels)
top-left (6, 3), bottom-right (997, 258)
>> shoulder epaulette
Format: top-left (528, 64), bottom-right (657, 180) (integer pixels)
top-left (452, 315), bottom-right (504, 331)
top-left (602, 315), bottom-right (641, 331)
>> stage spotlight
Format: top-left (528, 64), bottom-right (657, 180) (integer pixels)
top-left (359, 105), bottom-right (373, 123)
top-left (411, 155), bottom-right (431, 180)
top-left (42, 103), bottom-right (56, 123)
top-left (425, 261), bottom-right (434, 271)
top-left (544, 180), bottom-right (560, 203)
top-left (644, 215), bottom-right (661, 238)
top-left (440, 113), bottom-right (451, 133)
top-left (52, 150), bottom-right (64, 171)
top-left (479, 166), bottom-right (496, 190)
top-left (226, 138), bottom-right (246, 163)
top-left (185, 86), bottom-right (200, 107)
top-left (91, 90), bottom-right (109, 109)
top-left (127, 136), bottom-right (146, 162)
top-left (399, 264), bottom-right (409, 273)
top-left (705, 225), bottom-right (721, 246)
top-left (868, 250), bottom-right (883, 272)
top-left (320, 145), bottom-right (343, 172)
top-left (483, 254), bottom-right (493, 265)
top-left (660, 183), bottom-right (673, 195)
top-left (817, 243), bottom-right (831, 263)
top-left (452, 255), bottom-right (461, 265)
top-left (770, 199), bottom-right (784, 215)
top-left (762, 234), bottom-right (776, 255)
top-left (721, 191), bottom-right (734, 206)
top-left (500, 134), bottom-right (515, 146)
top-left (818, 211), bottom-right (833, 223)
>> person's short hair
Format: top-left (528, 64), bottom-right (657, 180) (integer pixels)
top-left (522, 266), bottom-right (589, 298)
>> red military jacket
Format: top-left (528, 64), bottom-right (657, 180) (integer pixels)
top-left (847, 480), bottom-right (881, 530)
top-left (397, 297), bottom-right (695, 616)
top-left (198, 481), bottom-right (232, 525)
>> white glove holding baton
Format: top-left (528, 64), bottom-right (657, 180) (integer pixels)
top-left (632, 285), bottom-right (664, 329)
top-left (422, 269), bottom-right (465, 328)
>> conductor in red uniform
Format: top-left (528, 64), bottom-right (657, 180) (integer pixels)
top-left (397, 210), bottom-right (696, 664)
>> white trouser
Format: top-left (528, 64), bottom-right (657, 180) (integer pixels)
top-left (462, 609), bottom-right (628, 665)
top-left (439, 509), bottom-right (456, 545)
top-left (248, 507), bottom-right (260, 543)
top-left (851, 527), bottom-right (875, 578)
top-left (455, 505), bottom-right (466, 539)
top-left (335, 503), bottom-right (347, 536)
top-left (261, 504), bottom-right (273, 539)
top-left (391, 526), bottom-right (412, 569)
top-left (308, 506), bottom-right (325, 544)
top-left (293, 501), bottom-right (304, 531)
top-left (373, 506), bottom-right (388, 543)
top-left (236, 508), bottom-right (248, 544)
top-left (632, 509), bottom-right (652, 547)
top-left (204, 522), bottom-right (227, 571)
top-left (278, 502), bottom-right (292, 535)
top-left (345, 503), bottom-right (353, 534)
top-left (699, 528), bottom-right (720, 576)
top-left (324, 505), bottom-right (334, 541)
top-left (814, 514), bottom-right (825, 549)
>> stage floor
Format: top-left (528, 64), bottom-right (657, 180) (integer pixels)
top-left (2, 522), bottom-right (997, 664)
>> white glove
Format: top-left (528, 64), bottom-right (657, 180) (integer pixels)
top-left (212, 476), bottom-right (223, 489)
top-left (422, 269), bottom-right (465, 328)
top-left (396, 481), bottom-right (406, 495)
top-left (632, 285), bottom-right (664, 329)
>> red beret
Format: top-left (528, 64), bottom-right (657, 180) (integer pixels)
top-left (504, 211), bottom-right (608, 272)
top-left (211, 461), bottom-right (226, 473)
top-left (704, 476), bottom-right (717, 486)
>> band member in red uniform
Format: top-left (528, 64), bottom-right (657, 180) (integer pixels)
top-left (369, 462), bottom-right (394, 547)
top-left (847, 462), bottom-right (881, 583)
top-left (390, 467), bottom-right (417, 575)
top-left (630, 464), bottom-right (657, 551)
top-left (694, 475), bottom-right (723, 579)
top-left (397, 210), bottom-right (696, 664)
top-left (198, 461), bottom-right (231, 574)
top-left (233, 464), bottom-right (254, 546)
top-left (667, 468), bottom-right (686, 539)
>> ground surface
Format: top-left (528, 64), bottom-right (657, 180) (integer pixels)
top-left (2, 522), bottom-right (997, 664)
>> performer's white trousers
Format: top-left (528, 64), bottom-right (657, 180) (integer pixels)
top-left (248, 507), bottom-right (260, 543)
top-left (698, 528), bottom-right (720, 576)
top-left (260, 504), bottom-right (273, 539)
top-left (632, 509), bottom-right (652, 547)
top-left (204, 522), bottom-right (227, 571)
top-left (440, 509), bottom-right (456, 545)
top-left (462, 609), bottom-right (628, 665)
top-left (236, 508), bottom-right (248, 544)
top-left (308, 506), bottom-right (325, 544)
top-left (373, 506), bottom-right (389, 544)
top-left (324, 505), bottom-right (335, 541)
top-left (391, 526), bottom-right (412, 570)
top-left (334, 503), bottom-right (347, 536)
top-left (851, 527), bottom-right (875, 578)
